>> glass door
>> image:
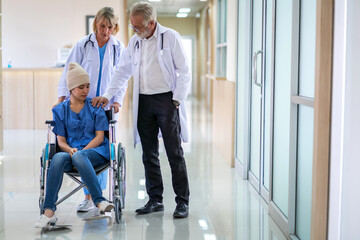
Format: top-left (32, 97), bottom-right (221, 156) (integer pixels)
top-left (248, 0), bottom-right (272, 202)
top-left (236, 0), bottom-right (317, 238)
top-left (235, 0), bottom-right (273, 203)
top-left (248, 0), bottom-right (264, 192)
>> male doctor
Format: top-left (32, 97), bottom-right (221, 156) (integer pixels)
top-left (92, 1), bottom-right (191, 218)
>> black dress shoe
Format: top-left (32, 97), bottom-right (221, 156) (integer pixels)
top-left (135, 200), bottom-right (164, 215)
top-left (173, 202), bottom-right (189, 218)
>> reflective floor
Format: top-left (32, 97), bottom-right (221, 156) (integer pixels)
top-left (0, 99), bottom-right (287, 240)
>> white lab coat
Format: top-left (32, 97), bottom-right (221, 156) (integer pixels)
top-left (104, 23), bottom-right (191, 147)
top-left (58, 34), bottom-right (125, 109)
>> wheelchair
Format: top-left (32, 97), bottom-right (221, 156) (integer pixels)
top-left (38, 108), bottom-right (126, 223)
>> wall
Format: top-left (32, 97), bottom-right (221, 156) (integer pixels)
top-left (211, 0), bottom-right (237, 166)
top-left (212, 79), bottom-right (235, 166)
top-left (329, 0), bottom-right (360, 239)
top-left (2, 69), bottom-right (62, 129)
top-left (157, 17), bottom-right (197, 36)
top-left (328, 0), bottom-right (346, 239)
top-left (157, 17), bottom-right (197, 96)
top-left (2, 0), bottom-right (127, 68)
top-left (0, 0), bottom-right (3, 237)
top-left (341, 0), bottom-right (360, 233)
top-left (226, 0), bottom-right (237, 82)
top-left (196, 6), bottom-right (209, 100)
top-left (0, 0), bottom-right (3, 150)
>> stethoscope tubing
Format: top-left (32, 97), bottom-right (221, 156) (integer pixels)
top-left (84, 33), bottom-right (116, 67)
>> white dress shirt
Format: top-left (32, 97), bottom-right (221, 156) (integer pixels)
top-left (139, 24), bottom-right (171, 95)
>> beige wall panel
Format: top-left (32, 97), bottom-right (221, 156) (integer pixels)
top-left (212, 79), bottom-right (235, 166)
top-left (2, 71), bottom-right (34, 129)
top-left (206, 76), bottom-right (214, 113)
top-left (157, 17), bottom-right (197, 36)
top-left (34, 71), bottom-right (62, 129)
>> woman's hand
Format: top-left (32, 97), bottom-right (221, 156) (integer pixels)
top-left (67, 148), bottom-right (78, 157)
top-left (91, 97), bottom-right (109, 108)
top-left (57, 135), bottom-right (77, 156)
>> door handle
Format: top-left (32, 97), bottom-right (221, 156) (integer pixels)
top-left (252, 50), bottom-right (263, 87)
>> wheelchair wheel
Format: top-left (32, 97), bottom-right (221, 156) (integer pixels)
top-left (39, 197), bottom-right (45, 215)
top-left (117, 143), bottom-right (126, 209)
top-left (39, 148), bottom-right (46, 215)
top-left (114, 197), bottom-right (122, 224)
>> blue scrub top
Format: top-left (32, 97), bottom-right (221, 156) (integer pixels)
top-left (96, 42), bottom-right (108, 97)
top-left (52, 98), bottom-right (110, 160)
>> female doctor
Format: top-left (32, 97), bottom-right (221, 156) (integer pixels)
top-left (54, 7), bottom-right (125, 213)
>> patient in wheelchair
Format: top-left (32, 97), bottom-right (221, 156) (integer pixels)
top-left (35, 62), bottom-right (114, 228)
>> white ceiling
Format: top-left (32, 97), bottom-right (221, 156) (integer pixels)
top-left (127, 0), bottom-right (209, 17)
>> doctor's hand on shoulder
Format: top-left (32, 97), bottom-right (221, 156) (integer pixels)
top-left (91, 96), bottom-right (110, 109)
top-left (52, 96), bottom-right (65, 108)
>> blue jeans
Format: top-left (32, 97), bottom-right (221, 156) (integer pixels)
top-left (83, 170), bottom-right (108, 195)
top-left (43, 149), bottom-right (108, 212)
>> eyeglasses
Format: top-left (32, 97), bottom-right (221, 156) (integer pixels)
top-left (128, 21), bottom-right (149, 33)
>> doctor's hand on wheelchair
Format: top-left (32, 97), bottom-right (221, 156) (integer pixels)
top-left (110, 102), bottom-right (120, 113)
top-left (91, 97), bottom-right (109, 109)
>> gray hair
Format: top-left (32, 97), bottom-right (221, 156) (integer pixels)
top-left (130, 1), bottom-right (157, 23)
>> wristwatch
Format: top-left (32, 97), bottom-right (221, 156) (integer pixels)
top-left (172, 100), bottom-right (180, 107)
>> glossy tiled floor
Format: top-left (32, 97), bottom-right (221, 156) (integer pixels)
top-left (0, 99), bottom-right (287, 240)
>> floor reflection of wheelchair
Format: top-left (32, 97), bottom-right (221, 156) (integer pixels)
top-left (38, 108), bottom-right (126, 223)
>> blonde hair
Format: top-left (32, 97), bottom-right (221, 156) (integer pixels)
top-left (92, 7), bottom-right (119, 35)
top-left (130, 1), bottom-right (157, 23)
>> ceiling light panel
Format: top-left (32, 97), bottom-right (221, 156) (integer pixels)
top-left (178, 8), bottom-right (191, 13)
top-left (176, 13), bottom-right (188, 18)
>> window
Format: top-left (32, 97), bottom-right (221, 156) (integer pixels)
top-left (216, 0), bottom-right (227, 77)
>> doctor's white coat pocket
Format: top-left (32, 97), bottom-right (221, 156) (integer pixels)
top-left (81, 51), bottom-right (94, 69)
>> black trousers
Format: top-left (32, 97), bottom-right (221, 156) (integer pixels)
top-left (137, 92), bottom-right (190, 204)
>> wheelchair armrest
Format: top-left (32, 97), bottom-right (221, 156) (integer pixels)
top-left (45, 120), bottom-right (55, 126)
top-left (109, 120), bottom-right (117, 124)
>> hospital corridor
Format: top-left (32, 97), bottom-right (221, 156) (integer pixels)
top-left (1, 0), bottom-right (360, 240)
top-left (0, 100), bottom-right (287, 239)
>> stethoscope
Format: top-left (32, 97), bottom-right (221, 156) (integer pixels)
top-left (134, 33), bottom-right (165, 55)
top-left (84, 33), bottom-right (117, 67)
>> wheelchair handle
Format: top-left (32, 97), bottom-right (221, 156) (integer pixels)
top-left (111, 106), bottom-right (115, 119)
top-left (45, 120), bottom-right (55, 126)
